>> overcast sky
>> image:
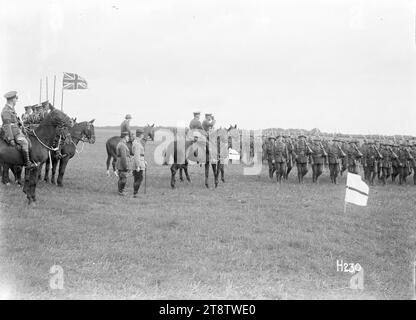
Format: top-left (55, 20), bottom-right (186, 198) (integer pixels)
top-left (1, 0), bottom-right (415, 135)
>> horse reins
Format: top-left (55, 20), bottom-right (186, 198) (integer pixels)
top-left (30, 129), bottom-right (60, 152)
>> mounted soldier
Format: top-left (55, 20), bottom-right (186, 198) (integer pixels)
top-left (294, 134), bottom-right (312, 183)
top-left (189, 111), bottom-right (203, 130)
top-left (120, 114), bottom-right (132, 139)
top-left (273, 134), bottom-right (288, 183)
top-left (21, 105), bottom-right (32, 124)
top-left (1, 91), bottom-right (36, 169)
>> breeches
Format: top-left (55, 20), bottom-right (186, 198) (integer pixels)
top-left (15, 134), bottom-right (29, 151)
top-left (133, 170), bottom-right (144, 194)
top-left (118, 170), bottom-right (128, 191)
top-left (329, 163), bottom-right (339, 176)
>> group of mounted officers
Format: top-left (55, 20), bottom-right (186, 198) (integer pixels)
top-left (263, 134), bottom-right (416, 186)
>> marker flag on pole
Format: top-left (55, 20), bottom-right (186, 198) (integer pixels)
top-left (345, 172), bottom-right (369, 206)
top-left (63, 72), bottom-right (88, 90)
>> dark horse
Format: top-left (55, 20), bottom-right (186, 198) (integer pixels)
top-left (42, 119), bottom-right (96, 186)
top-left (105, 124), bottom-right (155, 176)
top-left (168, 128), bottom-right (229, 189)
top-left (0, 162), bottom-right (22, 185)
top-left (0, 107), bottom-right (72, 203)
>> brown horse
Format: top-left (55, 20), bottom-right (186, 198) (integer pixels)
top-left (0, 107), bottom-right (72, 203)
top-left (43, 119), bottom-right (96, 186)
top-left (105, 124), bottom-right (155, 176)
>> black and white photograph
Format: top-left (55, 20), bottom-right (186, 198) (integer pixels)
top-left (0, 0), bottom-right (415, 304)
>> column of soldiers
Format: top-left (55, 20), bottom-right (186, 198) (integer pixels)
top-left (263, 134), bottom-right (416, 186)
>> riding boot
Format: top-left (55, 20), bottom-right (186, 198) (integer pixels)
top-left (23, 151), bottom-right (36, 170)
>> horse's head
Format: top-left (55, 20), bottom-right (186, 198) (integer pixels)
top-left (144, 123), bottom-right (155, 141)
top-left (71, 119), bottom-right (95, 144)
top-left (41, 108), bottom-right (72, 132)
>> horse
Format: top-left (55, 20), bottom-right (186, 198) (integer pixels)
top-left (105, 124), bottom-right (155, 176)
top-left (168, 128), bottom-right (229, 189)
top-left (0, 106), bottom-right (72, 203)
top-left (0, 162), bottom-right (22, 185)
top-left (42, 119), bottom-right (96, 186)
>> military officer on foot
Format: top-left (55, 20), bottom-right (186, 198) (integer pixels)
top-left (132, 128), bottom-right (147, 198)
top-left (294, 134), bottom-right (311, 183)
top-left (363, 140), bottom-right (382, 185)
top-left (1, 91), bottom-right (36, 169)
top-left (379, 142), bottom-right (396, 185)
top-left (264, 136), bottom-right (276, 179)
top-left (345, 140), bottom-right (363, 174)
top-left (310, 137), bottom-right (327, 183)
top-left (273, 135), bottom-right (288, 183)
top-left (116, 131), bottom-right (131, 196)
top-left (327, 139), bottom-right (345, 184)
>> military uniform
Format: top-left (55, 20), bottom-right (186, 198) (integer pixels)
top-left (264, 137), bottom-right (276, 179)
top-left (21, 107), bottom-right (32, 124)
top-left (379, 144), bottom-right (396, 185)
top-left (284, 137), bottom-right (294, 179)
top-left (1, 91), bottom-right (35, 169)
top-left (294, 136), bottom-right (311, 183)
top-left (189, 112), bottom-right (203, 130)
top-left (116, 132), bottom-right (131, 195)
top-left (396, 145), bottom-right (413, 185)
top-left (327, 140), bottom-right (345, 184)
top-left (273, 137), bottom-right (288, 183)
top-left (132, 129), bottom-right (146, 197)
top-left (345, 141), bottom-right (362, 174)
top-left (410, 145), bottom-right (416, 185)
top-left (120, 114), bottom-right (132, 138)
top-left (391, 144), bottom-right (400, 182)
top-left (202, 114), bottom-right (216, 133)
top-left (363, 142), bottom-right (381, 185)
top-left (310, 139), bottom-right (326, 183)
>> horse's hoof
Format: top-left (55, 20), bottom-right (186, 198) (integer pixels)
top-left (106, 170), bottom-right (110, 177)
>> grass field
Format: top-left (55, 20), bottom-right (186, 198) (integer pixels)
top-left (0, 128), bottom-right (415, 299)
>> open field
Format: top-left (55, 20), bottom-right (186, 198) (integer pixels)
top-left (0, 128), bottom-right (415, 299)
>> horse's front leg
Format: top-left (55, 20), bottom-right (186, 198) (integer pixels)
top-left (212, 163), bottom-right (218, 188)
top-left (51, 158), bottom-right (58, 184)
top-left (37, 163), bottom-right (43, 181)
top-left (179, 166), bottom-right (184, 182)
top-left (219, 163), bottom-right (225, 183)
top-left (184, 164), bottom-right (191, 182)
top-left (44, 158), bottom-right (50, 183)
top-left (204, 163), bottom-right (210, 188)
top-left (170, 164), bottom-right (177, 189)
top-left (2, 163), bottom-right (10, 185)
top-left (13, 165), bottom-right (22, 186)
top-left (57, 157), bottom-right (70, 187)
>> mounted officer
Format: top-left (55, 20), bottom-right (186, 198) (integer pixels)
top-left (120, 114), bottom-right (132, 138)
top-left (189, 111), bottom-right (203, 130)
top-left (294, 134), bottom-right (312, 183)
top-left (1, 91), bottom-right (36, 169)
top-left (273, 134), bottom-right (288, 183)
top-left (116, 131), bottom-right (131, 196)
top-left (327, 138), bottom-right (345, 184)
top-left (202, 113), bottom-right (216, 133)
top-left (21, 105), bottom-right (32, 124)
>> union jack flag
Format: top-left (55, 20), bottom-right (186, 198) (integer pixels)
top-left (62, 72), bottom-right (88, 90)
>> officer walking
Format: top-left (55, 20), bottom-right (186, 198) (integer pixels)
top-left (132, 128), bottom-right (147, 198)
top-left (294, 134), bottom-right (311, 183)
top-left (1, 91), bottom-right (36, 169)
top-left (310, 137), bottom-right (326, 183)
top-left (327, 139), bottom-right (345, 184)
top-left (273, 135), bottom-right (288, 183)
top-left (265, 136), bottom-right (276, 179)
top-left (116, 131), bottom-right (131, 196)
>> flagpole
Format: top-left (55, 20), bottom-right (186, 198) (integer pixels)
top-left (52, 75), bottom-right (56, 106)
top-left (46, 76), bottom-right (48, 101)
top-left (39, 79), bottom-right (42, 104)
top-left (61, 75), bottom-right (64, 112)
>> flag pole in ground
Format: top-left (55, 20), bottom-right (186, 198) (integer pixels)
top-left (39, 79), bottom-right (42, 103)
top-left (61, 74), bottom-right (64, 111)
top-left (52, 75), bottom-right (56, 106)
top-left (46, 76), bottom-right (48, 100)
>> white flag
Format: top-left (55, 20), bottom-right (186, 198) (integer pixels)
top-left (345, 172), bottom-right (369, 206)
